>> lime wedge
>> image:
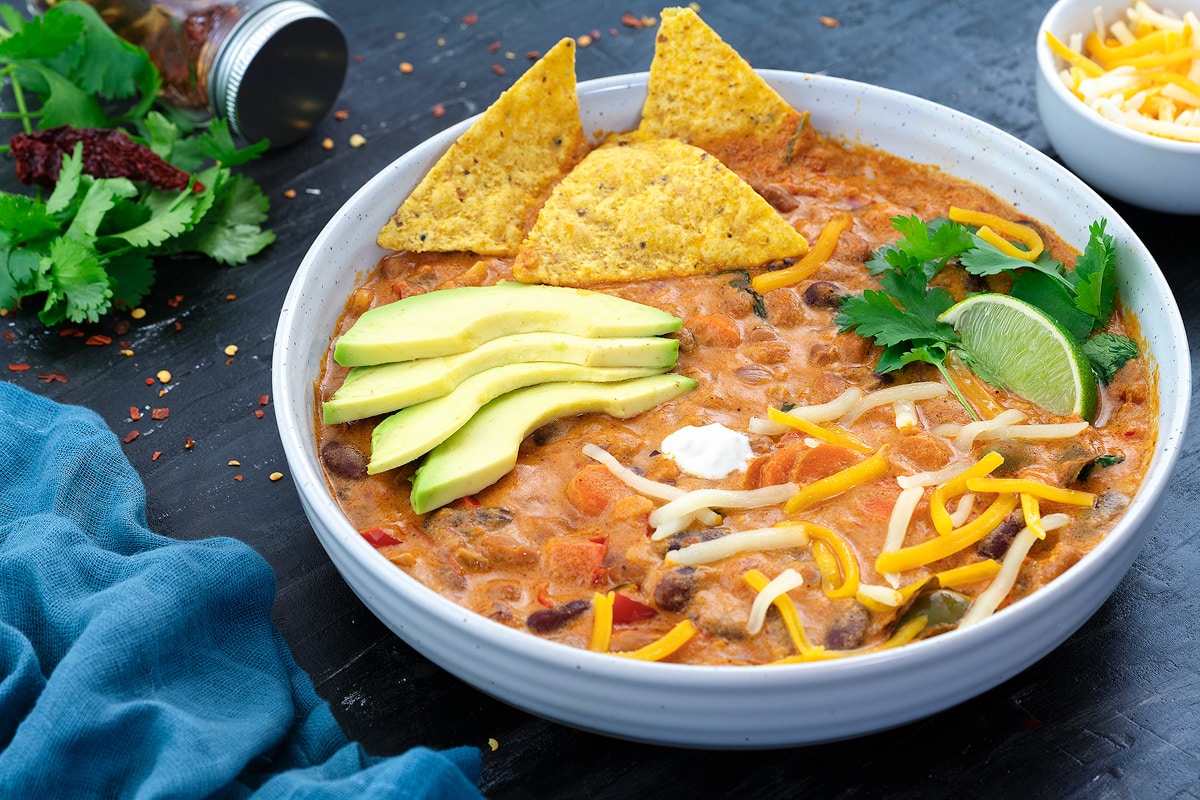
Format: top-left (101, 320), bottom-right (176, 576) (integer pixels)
top-left (938, 293), bottom-right (1097, 422)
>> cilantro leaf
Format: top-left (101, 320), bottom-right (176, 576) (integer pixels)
top-left (1082, 332), bottom-right (1138, 383)
top-left (198, 118), bottom-right (270, 167)
top-left (16, 61), bottom-right (111, 128)
top-left (1071, 219), bottom-right (1118, 329)
top-left (38, 236), bottom-right (111, 325)
top-left (105, 188), bottom-right (199, 249)
top-left (0, 6), bottom-right (82, 60)
top-left (0, 192), bottom-right (60, 240)
top-left (49, 2), bottom-right (156, 104)
top-left (1010, 269), bottom-right (1095, 342)
top-left (169, 172), bottom-right (275, 264)
top-left (105, 250), bottom-right (155, 308)
top-left (64, 177), bottom-right (137, 245)
top-left (959, 238), bottom-right (1069, 287)
top-left (867, 216), bottom-right (973, 280)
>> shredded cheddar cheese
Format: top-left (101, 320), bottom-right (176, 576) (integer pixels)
top-left (876, 492), bottom-right (1019, 574)
top-left (613, 619), bottom-right (697, 661)
top-left (766, 406), bottom-right (873, 453)
top-left (589, 591), bottom-right (615, 652)
top-left (1021, 492), bottom-right (1048, 541)
top-left (770, 615), bottom-right (927, 664)
top-left (743, 568), bottom-right (821, 656)
top-left (929, 451), bottom-right (1005, 535)
top-left (751, 212), bottom-right (852, 294)
top-left (784, 446), bottom-right (890, 514)
top-left (965, 477), bottom-right (1097, 507)
top-left (807, 524), bottom-right (861, 599)
top-left (948, 206), bottom-right (1045, 261)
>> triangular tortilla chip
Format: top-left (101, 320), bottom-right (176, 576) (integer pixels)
top-left (636, 7), bottom-right (801, 149)
top-left (377, 38), bottom-right (588, 256)
top-left (511, 137), bottom-right (808, 286)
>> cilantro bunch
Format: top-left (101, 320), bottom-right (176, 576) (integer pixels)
top-left (1, 1), bottom-right (274, 325)
top-left (836, 215), bottom-right (1138, 412)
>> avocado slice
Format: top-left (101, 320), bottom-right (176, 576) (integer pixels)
top-left (408, 373), bottom-right (698, 513)
top-left (334, 283), bottom-right (682, 366)
top-left (324, 332), bottom-right (679, 424)
top-left (368, 362), bottom-right (667, 474)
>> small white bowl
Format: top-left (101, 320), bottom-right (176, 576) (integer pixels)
top-left (1036, 0), bottom-right (1200, 214)
top-left (274, 71), bottom-right (1190, 747)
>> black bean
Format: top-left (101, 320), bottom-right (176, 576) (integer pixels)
top-left (825, 602), bottom-right (869, 650)
top-left (321, 441), bottom-right (367, 480)
top-left (976, 513), bottom-right (1024, 560)
top-left (526, 599), bottom-right (590, 634)
top-left (654, 567), bottom-right (698, 612)
top-left (802, 280), bottom-right (843, 308)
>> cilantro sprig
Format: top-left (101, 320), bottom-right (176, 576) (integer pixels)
top-left (837, 214), bottom-right (1137, 415)
top-left (1, 2), bottom-right (274, 325)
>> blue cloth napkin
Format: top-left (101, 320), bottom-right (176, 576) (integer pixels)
top-left (0, 382), bottom-right (484, 798)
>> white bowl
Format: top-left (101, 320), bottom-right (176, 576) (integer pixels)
top-left (273, 71), bottom-right (1191, 748)
top-left (1036, 0), bottom-right (1200, 214)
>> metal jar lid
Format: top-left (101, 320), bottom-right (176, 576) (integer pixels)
top-left (210, 0), bottom-right (348, 148)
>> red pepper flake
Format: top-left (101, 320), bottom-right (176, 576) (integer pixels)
top-left (167, 295), bottom-right (184, 308)
top-left (462, 495), bottom-right (481, 509)
top-left (8, 363), bottom-right (30, 371)
top-left (86, 334), bottom-right (112, 346)
top-left (490, 63), bottom-right (506, 75)
top-left (2, 332), bottom-right (12, 340)
top-left (488, 41), bottom-right (501, 53)
top-left (130, 406), bottom-right (142, 421)
top-left (819, 15), bottom-right (840, 27)
top-left (590, 28), bottom-right (602, 39)
top-left (151, 407), bottom-right (169, 420)
top-left (60, 327), bottom-right (84, 338)
top-left (37, 372), bottom-right (68, 384)
top-left (174, 322), bottom-right (183, 332)
top-left (334, 109), bottom-right (350, 121)
top-left (184, 437), bottom-right (195, 450)
top-left (144, 377), bottom-right (156, 386)
top-left (225, 293), bottom-right (237, 301)
top-left (254, 409), bottom-right (265, 419)
top-left (462, 12), bottom-right (478, 25)
top-left (123, 430), bottom-right (139, 443)
top-left (536, 584), bottom-right (553, 608)
top-left (283, 188), bottom-right (297, 199)
top-left (432, 103), bottom-right (446, 118)
top-left (151, 451), bottom-right (162, 461)
top-left (526, 50), bottom-right (540, 60)
top-left (258, 394), bottom-right (270, 406)
top-left (234, 474), bottom-right (244, 482)
top-left (621, 12), bottom-right (644, 28)
top-left (361, 527), bottom-right (401, 547)
top-left (353, 54), bottom-right (364, 63)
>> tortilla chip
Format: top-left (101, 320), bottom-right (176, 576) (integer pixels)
top-left (377, 38), bottom-right (588, 256)
top-left (636, 7), bottom-right (801, 149)
top-left (511, 137), bottom-right (808, 286)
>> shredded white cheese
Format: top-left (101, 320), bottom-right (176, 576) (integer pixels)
top-left (856, 583), bottom-right (904, 608)
top-left (648, 483), bottom-right (798, 540)
top-left (896, 460), bottom-right (971, 490)
top-left (882, 485), bottom-right (924, 588)
top-left (666, 525), bottom-right (810, 566)
top-left (748, 388), bottom-right (863, 435)
top-left (746, 568), bottom-right (805, 634)
top-left (958, 513), bottom-right (1070, 626)
top-left (582, 443), bottom-right (721, 527)
top-left (838, 381), bottom-right (946, 428)
top-left (951, 408), bottom-right (1027, 451)
top-left (948, 492), bottom-right (977, 528)
top-left (893, 399), bottom-right (918, 430)
top-left (931, 421), bottom-right (1089, 442)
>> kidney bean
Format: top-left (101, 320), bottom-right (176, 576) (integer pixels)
top-left (653, 566), bottom-right (698, 612)
top-left (321, 441), bottom-right (368, 480)
top-left (526, 599), bottom-right (590, 633)
top-left (824, 602), bottom-right (869, 650)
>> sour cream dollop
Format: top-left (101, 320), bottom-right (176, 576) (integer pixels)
top-left (660, 423), bottom-right (753, 479)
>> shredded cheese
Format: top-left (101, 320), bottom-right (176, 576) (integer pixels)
top-left (856, 583), bottom-right (904, 610)
top-left (965, 477), bottom-right (1097, 506)
top-left (666, 524), bottom-right (810, 566)
top-left (1021, 492), bottom-right (1048, 541)
top-left (770, 615), bottom-right (927, 663)
top-left (837, 381), bottom-right (946, 428)
top-left (613, 619), bottom-right (697, 661)
top-left (959, 514), bottom-right (1070, 626)
top-left (649, 483), bottom-right (798, 540)
top-left (751, 212), bottom-right (852, 294)
top-left (1050, 2), bottom-right (1200, 143)
top-left (582, 443), bottom-right (721, 526)
top-left (807, 524), bottom-right (861, 599)
top-left (896, 460), bottom-right (972, 490)
top-left (749, 388), bottom-right (863, 435)
top-left (951, 408), bottom-right (1027, 451)
top-left (745, 568), bottom-right (806, 634)
top-left (896, 560), bottom-right (1003, 604)
top-left (784, 446), bottom-right (890, 514)
top-left (931, 420), bottom-right (1090, 442)
top-left (743, 569), bottom-right (820, 656)
top-left (929, 451), bottom-right (1005, 535)
top-left (766, 407), bottom-right (872, 453)
top-left (589, 591), bottom-right (614, 652)
top-left (893, 398), bottom-right (918, 430)
top-left (882, 485), bottom-right (924, 587)
top-left (876, 492), bottom-right (1019, 574)
top-left (948, 206), bottom-right (1045, 261)
top-left (948, 492), bottom-right (977, 528)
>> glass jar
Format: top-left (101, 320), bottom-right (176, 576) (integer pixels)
top-left (31, 0), bottom-right (348, 148)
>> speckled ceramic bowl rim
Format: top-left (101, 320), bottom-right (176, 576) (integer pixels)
top-left (1036, 0), bottom-right (1200, 152)
top-left (273, 70), bottom-right (1190, 747)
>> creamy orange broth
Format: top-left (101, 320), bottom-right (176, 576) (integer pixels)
top-left (315, 126), bottom-right (1155, 665)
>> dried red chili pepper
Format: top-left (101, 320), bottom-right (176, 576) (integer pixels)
top-left (9, 126), bottom-right (203, 193)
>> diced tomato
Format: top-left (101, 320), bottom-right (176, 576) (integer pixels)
top-left (611, 592), bottom-right (657, 624)
top-left (361, 527), bottom-right (400, 548)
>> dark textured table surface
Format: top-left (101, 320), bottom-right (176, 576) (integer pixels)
top-left (4, 1), bottom-right (1199, 797)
